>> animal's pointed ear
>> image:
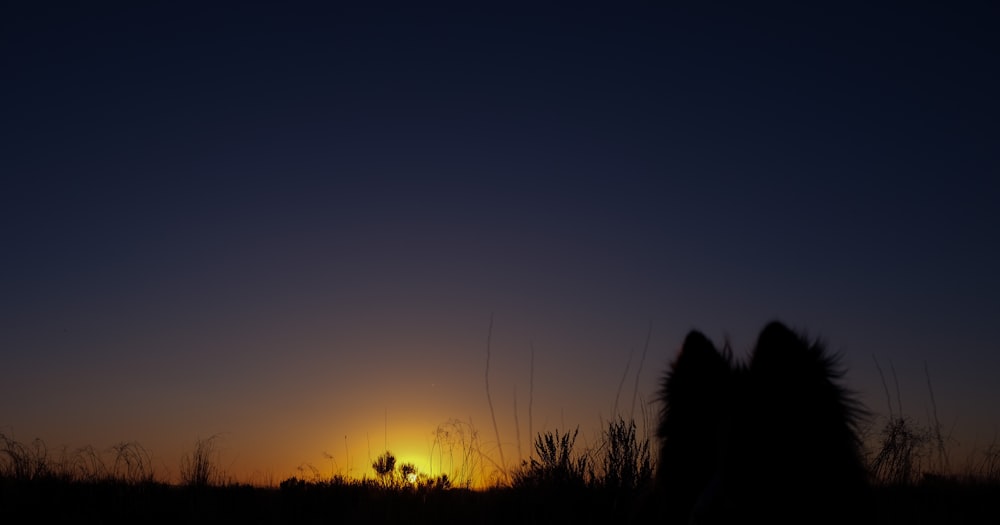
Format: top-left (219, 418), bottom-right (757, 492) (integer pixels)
top-left (670, 329), bottom-right (732, 380)
top-left (751, 320), bottom-right (801, 368)
top-left (758, 320), bottom-right (795, 345)
top-left (672, 330), bottom-right (727, 371)
top-left (682, 330), bottom-right (716, 356)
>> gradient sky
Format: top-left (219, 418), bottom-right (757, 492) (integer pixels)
top-left (3, 3), bottom-right (998, 485)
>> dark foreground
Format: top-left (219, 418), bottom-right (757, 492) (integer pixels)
top-left (2, 478), bottom-right (998, 525)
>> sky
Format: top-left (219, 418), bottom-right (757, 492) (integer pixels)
top-left (3, 2), bottom-right (998, 486)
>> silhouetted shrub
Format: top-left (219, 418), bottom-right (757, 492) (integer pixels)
top-left (180, 434), bottom-right (226, 487)
top-left (976, 440), bottom-right (1000, 482)
top-left (598, 417), bottom-right (652, 492)
top-left (110, 441), bottom-right (154, 484)
top-left (870, 416), bottom-right (931, 485)
top-left (511, 427), bottom-right (590, 489)
top-left (0, 433), bottom-right (50, 481)
top-left (372, 450), bottom-right (397, 486)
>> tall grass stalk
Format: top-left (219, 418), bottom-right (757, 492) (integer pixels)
top-left (630, 321), bottom-right (652, 421)
top-left (513, 385), bottom-right (522, 464)
top-left (111, 441), bottom-right (154, 484)
top-left (430, 418), bottom-right (484, 488)
top-left (528, 341), bottom-right (535, 463)
top-left (869, 356), bottom-right (952, 484)
top-left (599, 417), bottom-right (652, 491)
top-left (613, 347), bottom-right (633, 418)
top-left (180, 434), bottom-right (226, 487)
top-left (0, 433), bottom-right (49, 481)
top-left (483, 313), bottom-right (507, 482)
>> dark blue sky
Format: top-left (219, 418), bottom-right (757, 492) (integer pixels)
top-left (3, 2), bottom-right (998, 483)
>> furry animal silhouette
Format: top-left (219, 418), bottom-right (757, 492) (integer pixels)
top-left (652, 321), bottom-right (871, 524)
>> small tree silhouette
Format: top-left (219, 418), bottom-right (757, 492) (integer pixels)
top-left (400, 462), bottom-right (417, 483)
top-left (372, 451), bottom-right (396, 483)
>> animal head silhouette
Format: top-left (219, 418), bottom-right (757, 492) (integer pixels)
top-left (652, 321), bottom-right (872, 525)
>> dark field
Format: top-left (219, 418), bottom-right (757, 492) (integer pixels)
top-left (4, 398), bottom-right (999, 525)
top-left (3, 476), bottom-right (999, 525)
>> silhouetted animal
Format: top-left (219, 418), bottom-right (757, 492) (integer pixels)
top-left (652, 321), bottom-right (872, 525)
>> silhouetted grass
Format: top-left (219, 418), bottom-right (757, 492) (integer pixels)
top-left (3, 348), bottom-right (998, 525)
top-left (180, 434), bottom-right (229, 488)
top-left (600, 417), bottom-right (653, 492)
top-left (867, 357), bottom-right (957, 486)
top-left (511, 427), bottom-right (588, 488)
top-left (3, 419), bottom-right (999, 524)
